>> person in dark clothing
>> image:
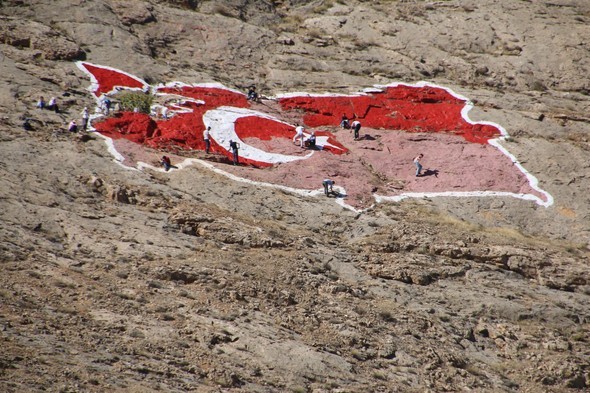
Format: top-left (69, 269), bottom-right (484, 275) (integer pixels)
top-left (305, 132), bottom-right (317, 149)
top-left (229, 140), bottom-right (239, 165)
top-left (23, 118), bottom-right (33, 131)
top-left (340, 114), bottom-right (350, 129)
top-left (247, 86), bottom-right (258, 101)
top-left (161, 155), bottom-right (172, 171)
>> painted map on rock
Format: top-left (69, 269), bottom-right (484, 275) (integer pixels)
top-left (76, 62), bottom-right (553, 210)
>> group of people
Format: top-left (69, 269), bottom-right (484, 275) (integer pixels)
top-left (67, 107), bottom-right (91, 133)
top-left (202, 125), bottom-right (236, 163)
top-left (340, 115), bottom-right (362, 140)
top-left (36, 96), bottom-right (59, 113)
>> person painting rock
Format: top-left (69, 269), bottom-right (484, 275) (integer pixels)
top-left (340, 114), bottom-right (350, 129)
top-left (160, 155), bottom-right (178, 171)
top-left (305, 132), bottom-right (316, 149)
top-left (323, 179), bottom-right (335, 197)
top-left (203, 126), bottom-right (211, 154)
top-left (229, 140), bottom-right (240, 165)
top-left (351, 120), bottom-right (361, 140)
top-left (293, 124), bottom-right (305, 148)
top-left (414, 153), bottom-right (424, 177)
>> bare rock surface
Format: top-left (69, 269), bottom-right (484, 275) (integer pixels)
top-left (1, 1), bottom-right (589, 392)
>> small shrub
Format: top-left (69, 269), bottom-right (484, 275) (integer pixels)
top-left (117, 91), bottom-right (154, 114)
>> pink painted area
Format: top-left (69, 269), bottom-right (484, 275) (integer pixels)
top-left (79, 62), bottom-right (146, 96)
top-left (78, 62), bottom-right (550, 208)
top-left (222, 128), bottom-right (543, 208)
top-left (279, 86), bottom-right (501, 144)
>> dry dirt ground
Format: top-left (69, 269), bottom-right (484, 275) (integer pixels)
top-left (1, 1), bottom-right (590, 392)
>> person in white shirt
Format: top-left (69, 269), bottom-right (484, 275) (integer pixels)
top-left (47, 97), bottom-right (58, 113)
top-left (413, 153), bottom-right (424, 177)
top-left (351, 120), bottom-right (361, 140)
top-left (293, 124), bottom-right (305, 148)
top-left (203, 126), bottom-right (211, 154)
top-left (81, 107), bottom-right (89, 130)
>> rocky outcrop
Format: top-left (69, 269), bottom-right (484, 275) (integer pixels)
top-left (0, 17), bottom-right (85, 60)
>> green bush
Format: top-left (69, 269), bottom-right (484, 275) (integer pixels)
top-left (117, 91), bottom-right (154, 114)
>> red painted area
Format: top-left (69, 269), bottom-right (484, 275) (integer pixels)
top-left (234, 116), bottom-right (348, 155)
top-left (93, 112), bottom-right (157, 144)
top-left (80, 63), bottom-right (145, 97)
top-left (279, 86), bottom-right (501, 144)
top-left (235, 116), bottom-right (293, 140)
top-left (157, 86), bottom-right (250, 110)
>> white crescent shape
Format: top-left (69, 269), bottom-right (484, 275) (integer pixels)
top-left (203, 106), bottom-right (315, 164)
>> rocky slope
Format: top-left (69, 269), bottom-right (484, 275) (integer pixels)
top-left (1, 0), bottom-right (589, 392)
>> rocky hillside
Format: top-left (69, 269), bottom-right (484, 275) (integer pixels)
top-left (1, 1), bottom-right (589, 392)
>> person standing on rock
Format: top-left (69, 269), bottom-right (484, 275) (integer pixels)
top-left (293, 124), bottom-right (305, 148)
top-left (323, 179), bottom-right (335, 197)
top-left (351, 120), bottom-right (361, 140)
top-left (413, 153), bottom-right (424, 177)
top-left (81, 107), bottom-right (90, 131)
top-left (229, 139), bottom-right (239, 165)
top-left (203, 126), bottom-right (211, 154)
top-left (101, 97), bottom-right (112, 115)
